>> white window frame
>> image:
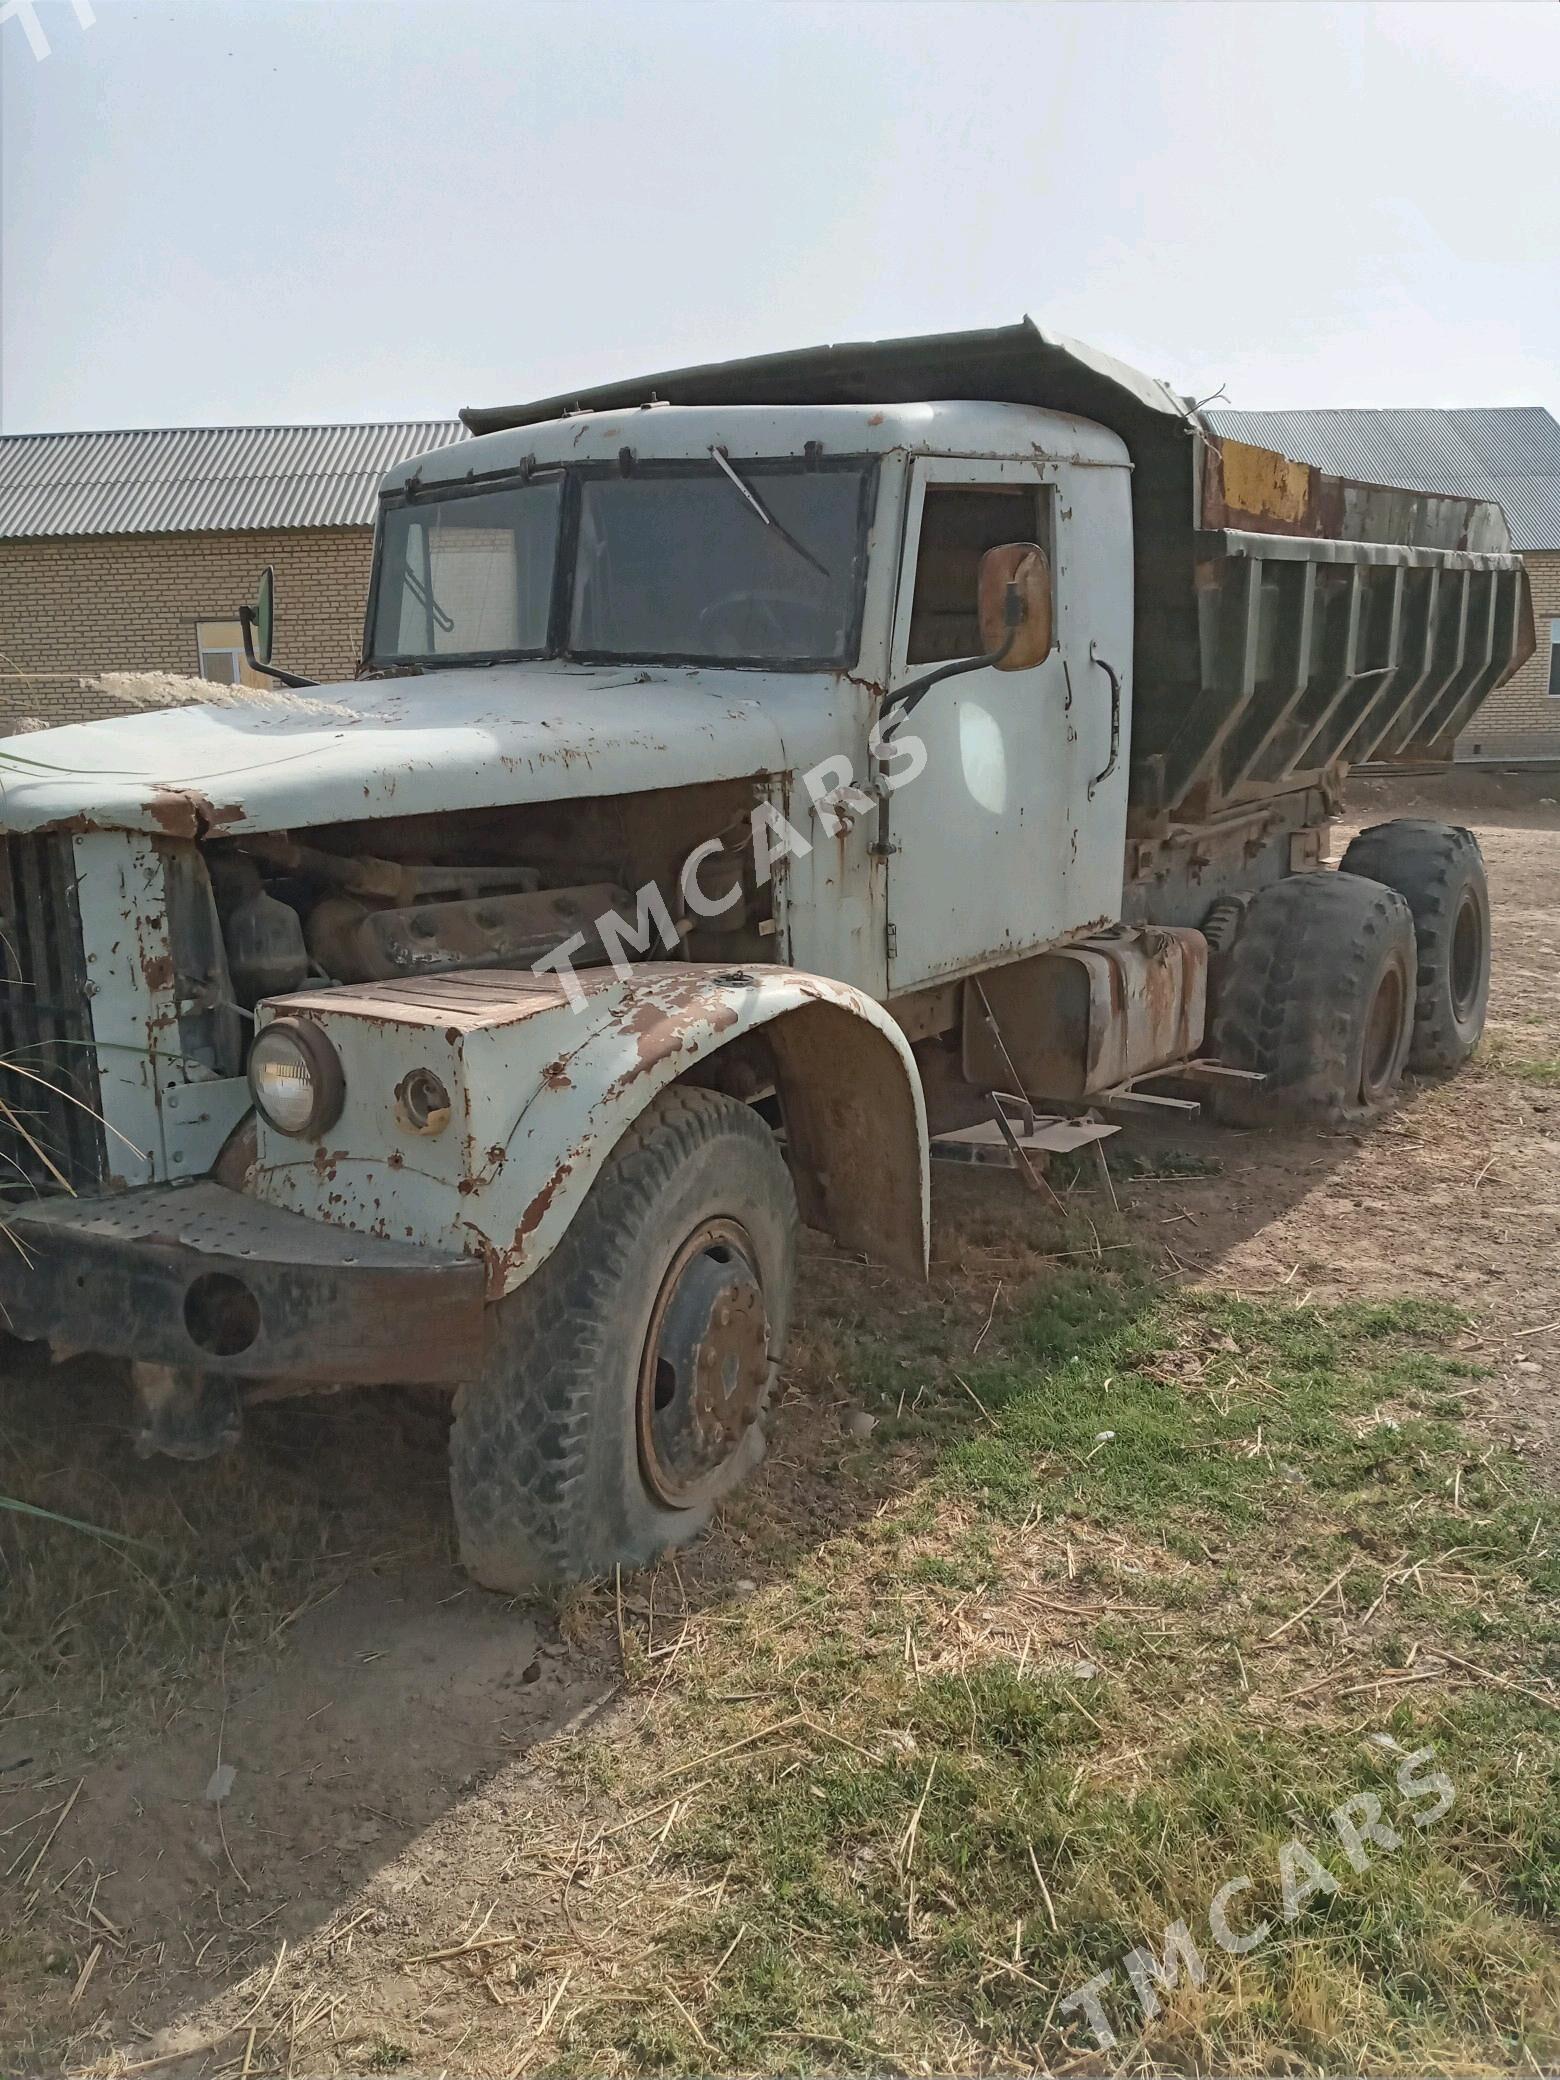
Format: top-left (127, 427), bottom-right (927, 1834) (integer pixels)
top-left (195, 617), bottom-right (261, 689)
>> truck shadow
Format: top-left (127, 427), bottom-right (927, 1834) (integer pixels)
top-left (0, 1358), bottom-right (622, 2072)
top-left (0, 1098), bottom-right (1403, 2071)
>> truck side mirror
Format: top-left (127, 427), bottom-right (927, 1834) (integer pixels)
top-left (977, 543), bottom-right (1053, 670)
top-left (237, 566), bottom-right (315, 689)
top-left (882, 540), bottom-right (1056, 733)
top-left (253, 566), bottom-right (276, 665)
top-left (239, 566), bottom-right (277, 671)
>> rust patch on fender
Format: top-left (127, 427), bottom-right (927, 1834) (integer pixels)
top-left (144, 789), bottom-right (245, 839)
top-left (599, 984), bottom-right (744, 1108)
top-left (517, 1168), bottom-right (564, 1241)
top-left (620, 983), bottom-right (741, 1053)
top-left (144, 792), bottom-right (200, 838)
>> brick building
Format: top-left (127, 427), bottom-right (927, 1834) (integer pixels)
top-left (6, 407), bottom-right (1556, 756)
top-left (0, 421), bottom-right (463, 732)
top-left (1208, 406), bottom-right (1560, 761)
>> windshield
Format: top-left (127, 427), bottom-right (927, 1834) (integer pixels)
top-left (372, 477), bottom-right (562, 660)
top-left (368, 458), bottom-right (872, 668)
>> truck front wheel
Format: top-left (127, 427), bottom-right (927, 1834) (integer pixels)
top-left (449, 1086), bottom-right (797, 1593)
top-left (1211, 871), bottom-right (1416, 1129)
top-left (1337, 820), bottom-right (1490, 1071)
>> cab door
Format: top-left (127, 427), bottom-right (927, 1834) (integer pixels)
top-left (882, 454), bottom-right (1130, 993)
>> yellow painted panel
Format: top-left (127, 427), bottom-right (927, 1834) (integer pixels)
top-left (1220, 439), bottom-right (1313, 524)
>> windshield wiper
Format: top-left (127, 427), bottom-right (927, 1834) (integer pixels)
top-left (404, 565), bottom-right (456, 634)
top-left (709, 446), bottom-right (831, 581)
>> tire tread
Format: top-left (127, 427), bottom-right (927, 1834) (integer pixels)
top-left (449, 1087), bottom-right (796, 1590)
top-left (1211, 871), bottom-right (1415, 1129)
top-left (1337, 820), bottom-right (1489, 1071)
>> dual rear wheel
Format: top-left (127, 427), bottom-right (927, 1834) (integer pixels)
top-left (1211, 819), bottom-right (1490, 1128)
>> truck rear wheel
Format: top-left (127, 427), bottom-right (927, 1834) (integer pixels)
top-left (1210, 871), bottom-right (1416, 1129)
top-left (1337, 820), bottom-right (1490, 1071)
top-left (449, 1086), bottom-right (797, 1593)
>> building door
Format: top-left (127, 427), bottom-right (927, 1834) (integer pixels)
top-left (883, 453), bottom-right (1132, 993)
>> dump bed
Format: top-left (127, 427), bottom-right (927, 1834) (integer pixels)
top-left (464, 320), bottom-right (1535, 825)
top-left (1153, 432), bottom-right (1531, 820)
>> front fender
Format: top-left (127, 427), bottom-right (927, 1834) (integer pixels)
top-left (251, 963), bottom-right (929, 1295)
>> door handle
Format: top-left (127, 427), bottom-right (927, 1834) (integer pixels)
top-left (1088, 643), bottom-right (1122, 798)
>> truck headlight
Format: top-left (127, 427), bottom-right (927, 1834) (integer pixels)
top-left (248, 1018), bottom-right (345, 1139)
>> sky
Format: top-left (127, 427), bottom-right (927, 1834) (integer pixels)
top-left (1, 0), bottom-right (1555, 434)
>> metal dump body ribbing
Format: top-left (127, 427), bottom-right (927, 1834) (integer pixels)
top-left (463, 318), bottom-right (1535, 818)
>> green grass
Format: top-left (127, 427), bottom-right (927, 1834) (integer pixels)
top-left (1051, 1142), bottom-right (1226, 1187)
top-left (545, 1270), bottom-right (1560, 2075)
top-left (1483, 1037), bottom-right (1560, 1087)
top-left (361, 2039), bottom-right (415, 2071)
top-left (642, 1696), bottom-right (1555, 2072)
top-left (4, 1243), bottom-right (1556, 2077)
top-left (1506, 1055), bottom-right (1560, 1087)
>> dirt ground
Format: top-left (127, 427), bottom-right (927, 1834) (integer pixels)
top-left (1, 777), bottom-right (1556, 2076)
top-left (1127, 781), bottom-right (1560, 1483)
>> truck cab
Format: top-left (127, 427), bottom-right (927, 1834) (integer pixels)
top-left (360, 397), bottom-right (1134, 998)
top-left (0, 322), bottom-right (1532, 1590)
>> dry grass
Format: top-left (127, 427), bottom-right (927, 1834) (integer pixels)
top-left (5, 1202), bottom-right (1554, 2078)
top-left (478, 1278), bottom-right (1558, 2078)
top-left (0, 1353), bottom-right (454, 1739)
top-left (3, 920), bottom-right (1559, 2077)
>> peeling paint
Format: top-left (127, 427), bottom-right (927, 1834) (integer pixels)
top-left (249, 962), bottom-right (929, 1297)
top-left (143, 789), bottom-right (243, 840)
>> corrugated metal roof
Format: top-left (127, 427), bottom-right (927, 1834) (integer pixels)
top-left (0, 420), bottom-right (467, 539)
top-left (1204, 405), bottom-right (1560, 553)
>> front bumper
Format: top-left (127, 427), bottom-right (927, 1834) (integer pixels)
top-left (0, 1181), bottom-right (488, 1384)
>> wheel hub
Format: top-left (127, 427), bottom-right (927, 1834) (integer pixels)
top-left (1360, 954), bottom-right (1408, 1103)
top-left (1449, 888), bottom-right (1483, 1021)
top-left (637, 1219), bottom-right (770, 1509)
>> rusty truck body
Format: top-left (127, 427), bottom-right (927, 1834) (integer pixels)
top-left (0, 320), bottom-right (1534, 1586)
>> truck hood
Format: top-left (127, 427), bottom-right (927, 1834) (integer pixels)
top-left (0, 666), bottom-right (801, 839)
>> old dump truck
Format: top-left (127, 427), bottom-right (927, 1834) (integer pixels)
top-left (0, 321), bottom-right (1533, 1588)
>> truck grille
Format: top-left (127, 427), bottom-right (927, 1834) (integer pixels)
top-left (0, 835), bottom-right (106, 1197)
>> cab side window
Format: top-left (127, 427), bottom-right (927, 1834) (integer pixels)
top-left (906, 484), bottom-right (1052, 665)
